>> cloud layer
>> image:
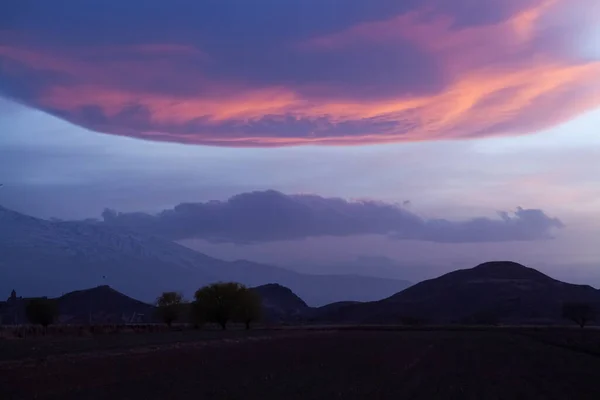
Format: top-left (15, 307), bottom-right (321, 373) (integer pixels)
top-left (1, 0), bottom-right (599, 146)
top-left (99, 190), bottom-right (564, 243)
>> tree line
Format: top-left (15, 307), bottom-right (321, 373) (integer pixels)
top-left (20, 282), bottom-right (262, 330)
top-left (156, 282), bottom-right (262, 330)
top-left (18, 286), bottom-right (598, 329)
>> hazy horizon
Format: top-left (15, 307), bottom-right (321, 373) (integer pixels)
top-left (1, 197), bottom-right (598, 290)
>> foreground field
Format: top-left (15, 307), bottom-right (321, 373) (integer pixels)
top-left (2, 329), bottom-right (600, 399)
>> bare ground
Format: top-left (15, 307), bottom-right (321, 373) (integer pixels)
top-left (2, 329), bottom-right (600, 400)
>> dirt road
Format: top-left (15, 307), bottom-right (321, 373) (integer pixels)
top-left (2, 330), bottom-right (600, 399)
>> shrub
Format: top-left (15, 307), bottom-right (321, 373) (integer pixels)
top-left (25, 298), bottom-right (58, 328)
top-left (562, 302), bottom-right (595, 328)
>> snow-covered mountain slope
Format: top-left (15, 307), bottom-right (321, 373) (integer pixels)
top-left (0, 206), bottom-right (411, 305)
top-left (0, 205), bottom-right (223, 301)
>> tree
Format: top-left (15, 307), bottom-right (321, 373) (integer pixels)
top-left (193, 282), bottom-right (244, 330)
top-left (156, 292), bottom-right (184, 327)
top-left (25, 298), bottom-right (58, 328)
top-left (562, 302), bottom-right (595, 328)
top-left (236, 288), bottom-right (262, 330)
top-left (188, 300), bottom-right (206, 329)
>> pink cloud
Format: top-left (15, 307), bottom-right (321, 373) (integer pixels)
top-left (0, 0), bottom-right (599, 147)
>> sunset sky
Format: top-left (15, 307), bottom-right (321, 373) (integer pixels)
top-left (1, 0), bottom-right (599, 281)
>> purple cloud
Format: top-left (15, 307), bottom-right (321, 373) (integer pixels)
top-left (0, 0), bottom-right (598, 146)
top-left (99, 190), bottom-right (564, 243)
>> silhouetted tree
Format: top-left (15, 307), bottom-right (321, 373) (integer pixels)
top-left (193, 282), bottom-right (244, 330)
top-left (236, 288), bottom-right (262, 330)
top-left (25, 298), bottom-right (58, 328)
top-left (188, 300), bottom-right (206, 329)
top-left (156, 292), bottom-right (184, 327)
top-left (562, 302), bottom-right (595, 328)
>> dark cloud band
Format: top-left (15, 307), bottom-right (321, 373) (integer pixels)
top-left (99, 190), bottom-right (564, 243)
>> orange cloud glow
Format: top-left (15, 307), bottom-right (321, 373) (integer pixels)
top-left (0, 0), bottom-right (598, 147)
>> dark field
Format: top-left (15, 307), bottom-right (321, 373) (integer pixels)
top-left (0, 326), bottom-right (285, 362)
top-left (2, 328), bottom-right (600, 399)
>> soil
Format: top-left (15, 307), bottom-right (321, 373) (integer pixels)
top-left (2, 328), bottom-right (600, 399)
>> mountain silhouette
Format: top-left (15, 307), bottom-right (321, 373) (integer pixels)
top-left (318, 261), bottom-right (600, 325)
top-left (57, 285), bottom-right (155, 324)
top-left (252, 284), bottom-right (309, 321)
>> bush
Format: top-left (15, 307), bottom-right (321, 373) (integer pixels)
top-left (25, 298), bottom-right (58, 328)
top-left (562, 302), bottom-right (595, 328)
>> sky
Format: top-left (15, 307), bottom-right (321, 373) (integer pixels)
top-left (1, 0), bottom-right (599, 282)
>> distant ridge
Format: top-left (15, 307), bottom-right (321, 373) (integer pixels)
top-left (0, 205), bottom-right (410, 306)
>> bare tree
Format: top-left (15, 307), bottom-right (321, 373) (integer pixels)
top-left (562, 302), bottom-right (595, 328)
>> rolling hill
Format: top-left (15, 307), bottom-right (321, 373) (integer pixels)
top-left (252, 283), bottom-right (309, 322)
top-left (317, 261), bottom-right (600, 325)
top-left (56, 285), bottom-right (155, 324)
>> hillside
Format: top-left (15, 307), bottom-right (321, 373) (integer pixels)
top-left (0, 206), bottom-right (410, 305)
top-left (0, 205), bottom-right (220, 302)
top-left (57, 285), bottom-right (155, 323)
top-left (318, 261), bottom-right (600, 325)
top-left (252, 284), bottom-right (309, 322)
top-left (307, 301), bottom-right (361, 321)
